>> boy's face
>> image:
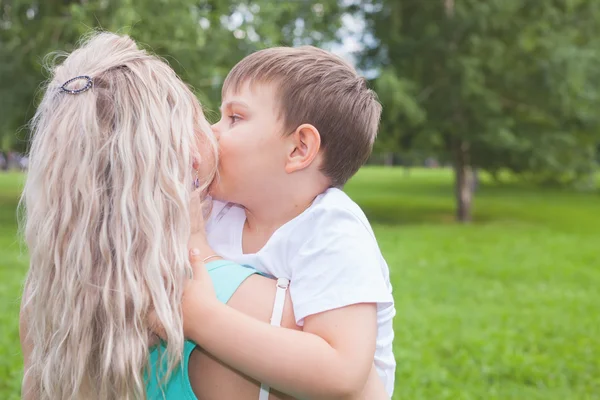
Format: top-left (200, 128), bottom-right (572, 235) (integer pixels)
top-left (210, 82), bottom-right (289, 205)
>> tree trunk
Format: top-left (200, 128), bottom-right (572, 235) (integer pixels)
top-left (444, 0), bottom-right (455, 17)
top-left (454, 140), bottom-right (474, 223)
top-left (444, 0), bottom-right (472, 222)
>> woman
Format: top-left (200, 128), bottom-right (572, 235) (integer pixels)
top-left (19, 31), bottom-right (214, 399)
top-left (19, 32), bottom-right (387, 400)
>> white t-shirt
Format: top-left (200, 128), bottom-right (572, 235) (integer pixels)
top-left (205, 188), bottom-right (396, 395)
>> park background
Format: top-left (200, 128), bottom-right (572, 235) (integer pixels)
top-left (0, 1), bottom-right (599, 399)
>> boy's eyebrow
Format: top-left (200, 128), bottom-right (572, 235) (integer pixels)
top-left (219, 100), bottom-right (250, 113)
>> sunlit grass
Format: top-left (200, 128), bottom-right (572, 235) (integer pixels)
top-left (1, 168), bottom-right (599, 399)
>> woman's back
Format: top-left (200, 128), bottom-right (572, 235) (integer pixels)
top-left (146, 263), bottom-right (298, 400)
top-left (20, 32), bottom-right (217, 400)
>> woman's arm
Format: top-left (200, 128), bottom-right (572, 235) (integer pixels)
top-left (184, 245), bottom-right (383, 400)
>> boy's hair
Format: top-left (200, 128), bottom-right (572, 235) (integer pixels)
top-left (223, 46), bottom-right (382, 187)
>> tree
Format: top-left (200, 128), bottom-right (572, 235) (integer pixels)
top-left (0, 0), bottom-right (344, 149)
top-left (359, 0), bottom-right (600, 221)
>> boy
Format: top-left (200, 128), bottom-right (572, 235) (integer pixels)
top-left (191, 46), bottom-right (395, 398)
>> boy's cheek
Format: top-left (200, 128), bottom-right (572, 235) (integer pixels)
top-left (218, 136), bottom-right (247, 164)
top-left (216, 147), bottom-right (240, 179)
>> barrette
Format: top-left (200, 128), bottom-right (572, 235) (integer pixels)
top-left (60, 75), bottom-right (93, 95)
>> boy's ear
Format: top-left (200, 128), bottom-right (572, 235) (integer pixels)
top-left (284, 124), bottom-right (321, 174)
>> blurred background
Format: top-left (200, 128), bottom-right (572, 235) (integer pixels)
top-left (0, 1), bottom-right (599, 399)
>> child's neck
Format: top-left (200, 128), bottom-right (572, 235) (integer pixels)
top-left (240, 172), bottom-right (331, 254)
top-left (241, 192), bottom-right (319, 254)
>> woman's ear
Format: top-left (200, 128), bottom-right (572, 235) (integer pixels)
top-left (284, 124), bottom-right (321, 174)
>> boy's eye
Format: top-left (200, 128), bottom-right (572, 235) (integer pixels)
top-left (228, 114), bottom-right (242, 125)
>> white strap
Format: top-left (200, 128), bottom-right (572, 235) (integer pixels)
top-left (259, 278), bottom-right (290, 400)
top-left (214, 202), bottom-right (234, 222)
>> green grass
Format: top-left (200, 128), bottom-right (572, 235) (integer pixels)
top-left (0, 172), bottom-right (26, 400)
top-left (345, 168), bottom-right (600, 400)
top-left (1, 168), bottom-right (599, 399)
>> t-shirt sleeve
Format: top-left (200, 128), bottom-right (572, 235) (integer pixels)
top-left (288, 207), bottom-right (393, 326)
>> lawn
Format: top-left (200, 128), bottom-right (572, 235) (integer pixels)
top-left (0, 172), bottom-right (26, 399)
top-left (1, 168), bottom-right (599, 399)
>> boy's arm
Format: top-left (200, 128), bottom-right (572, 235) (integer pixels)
top-left (183, 248), bottom-right (378, 400)
top-left (186, 205), bottom-right (392, 399)
top-left (361, 365), bottom-right (391, 399)
top-left (186, 284), bottom-right (377, 400)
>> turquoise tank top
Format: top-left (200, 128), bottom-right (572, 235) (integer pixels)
top-left (145, 260), bottom-right (258, 399)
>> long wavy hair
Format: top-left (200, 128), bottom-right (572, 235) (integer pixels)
top-left (20, 32), bottom-right (217, 399)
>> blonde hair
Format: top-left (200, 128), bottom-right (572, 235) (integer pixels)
top-left (223, 46), bottom-right (382, 187)
top-left (20, 32), bottom-right (217, 399)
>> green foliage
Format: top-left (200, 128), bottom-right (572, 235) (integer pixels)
top-left (372, 68), bottom-right (425, 156)
top-left (3, 0), bottom-right (598, 187)
top-left (361, 0), bottom-right (600, 184)
top-left (0, 0), bottom-right (342, 147)
top-left (2, 169), bottom-right (599, 399)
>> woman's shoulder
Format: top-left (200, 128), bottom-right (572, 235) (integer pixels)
top-left (205, 260), bottom-right (260, 304)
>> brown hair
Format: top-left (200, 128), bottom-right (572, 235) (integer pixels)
top-left (222, 46), bottom-right (381, 187)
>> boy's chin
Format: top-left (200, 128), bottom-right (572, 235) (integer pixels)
top-left (207, 176), bottom-right (241, 204)
top-left (207, 180), bottom-right (227, 202)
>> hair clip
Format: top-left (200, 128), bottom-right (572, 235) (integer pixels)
top-left (60, 75), bottom-right (93, 95)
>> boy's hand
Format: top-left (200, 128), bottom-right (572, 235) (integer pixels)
top-left (188, 188), bottom-right (214, 256)
top-left (148, 247), bottom-right (219, 341)
top-left (182, 248), bottom-right (220, 339)
top-left (189, 188), bottom-right (206, 235)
